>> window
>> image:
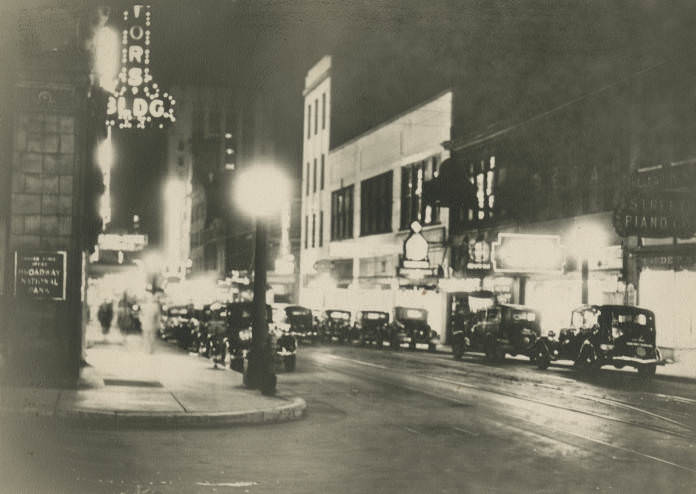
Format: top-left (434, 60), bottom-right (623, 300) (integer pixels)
top-left (400, 155), bottom-right (441, 230)
top-left (467, 155), bottom-right (496, 222)
top-left (361, 171), bottom-right (393, 236)
top-left (314, 98), bottom-right (318, 135)
top-left (313, 158), bottom-right (317, 193)
top-left (320, 154), bottom-right (325, 190)
top-left (307, 104), bottom-right (311, 139)
top-left (331, 185), bottom-right (354, 241)
top-left (306, 162), bottom-right (310, 196)
top-left (319, 210), bottom-right (324, 247)
top-left (304, 215), bottom-right (308, 249)
top-left (322, 93), bottom-right (326, 130)
top-left (312, 214), bottom-right (316, 248)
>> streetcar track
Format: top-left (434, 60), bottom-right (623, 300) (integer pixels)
top-left (321, 352), bottom-right (695, 440)
top-left (310, 351), bottom-right (696, 474)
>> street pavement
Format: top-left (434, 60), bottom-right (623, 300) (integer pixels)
top-left (2, 342), bottom-right (696, 493)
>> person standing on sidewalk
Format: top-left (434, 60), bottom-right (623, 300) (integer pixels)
top-left (140, 286), bottom-right (162, 354)
top-left (97, 300), bottom-right (114, 336)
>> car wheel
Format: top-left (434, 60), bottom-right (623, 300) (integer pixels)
top-left (377, 337), bottom-right (383, 349)
top-left (638, 364), bottom-right (656, 379)
top-left (428, 343), bottom-right (437, 353)
top-left (535, 343), bottom-right (551, 370)
top-left (284, 354), bottom-right (297, 372)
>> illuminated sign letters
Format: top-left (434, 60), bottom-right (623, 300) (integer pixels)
top-left (106, 4), bottom-right (175, 129)
top-left (492, 233), bottom-right (564, 274)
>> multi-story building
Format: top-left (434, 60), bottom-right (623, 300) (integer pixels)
top-left (164, 86), bottom-right (235, 280)
top-left (299, 56), bottom-right (453, 337)
top-left (445, 58), bottom-right (696, 359)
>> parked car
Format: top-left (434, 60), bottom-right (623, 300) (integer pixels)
top-left (468, 304), bottom-right (546, 366)
top-left (227, 302), bottom-right (298, 373)
top-left (391, 307), bottom-right (439, 352)
top-left (541, 305), bottom-right (660, 377)
top-left (450, 290), bottom-right (497, 359)
top-left (280, 305), bottom-right (319, 345)
top-left (355, 310), bottom-right (390, 347)
top-left (161, 305), bottom-right (192, 341)
top-left (322, 310), bottom-right (352, 343)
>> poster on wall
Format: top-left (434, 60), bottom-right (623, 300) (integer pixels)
top-left (14, 251), bottom-right (67, 301)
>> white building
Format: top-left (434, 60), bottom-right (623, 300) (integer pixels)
top-left (299, 56), bottom-right (453, 337)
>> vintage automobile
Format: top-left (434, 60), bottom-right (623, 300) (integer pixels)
top-left (355, 310), bottom-right (390, 347)
top-left (321, 310), bottom-right (352, 343)
top-left (450, 290), bottom-right (497, 359)
top-left (468, 304), bottom-right (546, 366)
top-left (541, 305), bottom-right (660, 377)
top-left (280, 305), bottom-right (319, 345)
top-left (391, 307), bottom-right (439, 352)
top-left (161, 305), bottom-right (193, 341)
top-left (226, 302), bottom-right (298, 372)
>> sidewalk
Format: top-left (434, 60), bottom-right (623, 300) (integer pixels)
top-left (0, 331), bottom-right (305, 428)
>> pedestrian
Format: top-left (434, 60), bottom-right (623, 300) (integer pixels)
top-left (97, 300), bottom-right (114, 335)
top-left (117, 293), bottom-right (130, 336)
top-left (140, 285), bottom-right (162, 354)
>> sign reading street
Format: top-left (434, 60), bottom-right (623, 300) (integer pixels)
top-left (14, 251), bottom-right (67, 300)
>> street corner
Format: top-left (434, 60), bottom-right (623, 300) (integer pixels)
top-left (48, 394), bottom-right (307, 430)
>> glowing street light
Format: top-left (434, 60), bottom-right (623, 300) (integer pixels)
top-left (234, 165), bottom-right (290, 395)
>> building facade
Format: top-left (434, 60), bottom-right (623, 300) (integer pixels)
top-left (299, 56), bottom-right (453, 336)
top-left (164, 86), bottom-right (235, 280)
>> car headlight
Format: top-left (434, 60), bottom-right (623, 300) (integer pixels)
top-left (239, 329), bottom-right (252, 341)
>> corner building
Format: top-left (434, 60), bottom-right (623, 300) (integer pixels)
top-left (299, 56), bottom-right (453, 337)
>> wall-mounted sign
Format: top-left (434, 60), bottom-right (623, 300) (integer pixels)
top-left (106, 4), bottom-right (175, 129)
top-left (613, 189), bottom-right (696, 239)
top-left (398, 221), bottom-right (439, 280)
top-left (14, 251), bottom-right (67, 300)
top-left (492, 233), bottom-right (563, 274)
top-left (97, 233), bottom-right (148, 252)
top-left (637, 252), bottom-right (696, 271)
top-left (631, 162), bottom-right (696, 190)
top-left (466, 238), bottom-right (492, 272)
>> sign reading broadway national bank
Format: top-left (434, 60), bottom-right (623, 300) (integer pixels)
top-left (613, 188), bottom-right (696, 238)
top-left (14, 251), bottom-right (67, 300)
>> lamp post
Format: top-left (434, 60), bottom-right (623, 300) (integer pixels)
top-left (234, 165), bottom-right (289, 395)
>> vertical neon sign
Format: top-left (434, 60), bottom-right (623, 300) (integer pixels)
top-left (106, 4), bottom-right (175, 129)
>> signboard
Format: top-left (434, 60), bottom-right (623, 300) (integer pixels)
top-left (106, 4), bottom-right (175, 129)
top-left (637, 252), bottom-right (696, 271)
top-left (14, 251), bottom-right (67, 300)
top-left (466, 238), bottom-right (492, 272)
top-left (613, 189), bottom-right (696, 238)
top-left (97, 233), bottom-right (148, 252)
top-left (631, 161), bottom-right (696, 190)
top-left (398, 221), bottom-right (440, 283)
top-left (492, 233), bottom-right (564, 274)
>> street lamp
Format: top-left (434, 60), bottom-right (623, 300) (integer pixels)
top-left (234, 165), bottom-right (290, 395)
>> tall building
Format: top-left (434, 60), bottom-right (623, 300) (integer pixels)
top-left (163, 86), bottom-right (235, 280)
top-left (299, 56), bottom-right (453, 337)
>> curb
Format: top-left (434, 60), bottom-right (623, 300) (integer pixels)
top-left (1, 396), bottom-right (306, 429)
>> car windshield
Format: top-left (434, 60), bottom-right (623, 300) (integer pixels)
top-left (329, 312), bottom-right (350, 319)
top-left (365, 312), bottom-right (386, 320)
top-left (571, 309), bottom-right (598, 329)
top-left (512, 311), bottom-right (536, 322)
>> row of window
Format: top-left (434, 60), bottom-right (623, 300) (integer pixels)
top-left (306, 92), bottom-right (327, 139)
top-left (303, 155), bottom-right (442, 248)
top-left (304, 210), bottom-right (324, 249)
top-left (305, 154), bottom-right (325, 195)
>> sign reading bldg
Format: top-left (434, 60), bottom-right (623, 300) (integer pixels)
top-left (14, 251), bottom-right (67, 300)
top-left (106, 4), bottom-right (175, 129)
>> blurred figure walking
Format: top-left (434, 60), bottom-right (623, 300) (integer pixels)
top-left (97, 300), bottom-right (114, 335)
top-left (140, 285), bottom-right (162, 354)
